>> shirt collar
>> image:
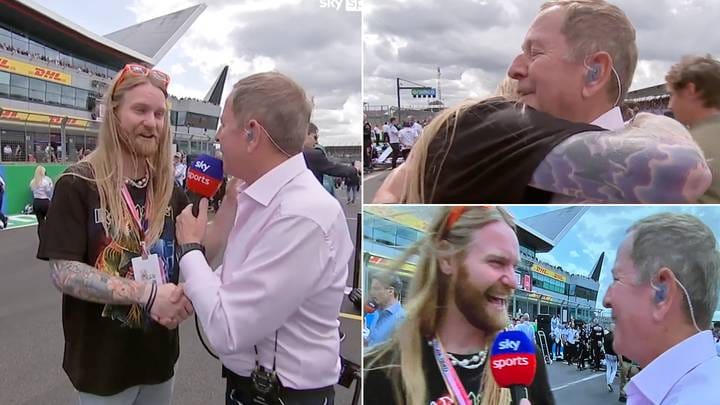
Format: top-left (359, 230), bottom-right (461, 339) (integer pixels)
top-left (591, 106), bottom-right (624, 130)
top-left (383, 300), bottom-right (402, 315)
top-left (628, 330), bottom-right (717, 404)
top-left (241, 153), bottom-right (307, 207)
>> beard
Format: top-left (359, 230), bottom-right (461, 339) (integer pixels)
top-left (453, 263), bottom-right (511, 334)
top-left (120, 127), bottom-right (160, 159)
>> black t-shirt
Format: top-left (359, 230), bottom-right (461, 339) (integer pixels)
top-left (422, 99), bottom-right (604, 203)
top-left (365, 341), bottom-right (555, 405)
top-left (37, 163), bottom-right (189, 396)
top-left (604, 332), bottom-right (616, 356)
top-left (591, 325), bottom-right (604, 344)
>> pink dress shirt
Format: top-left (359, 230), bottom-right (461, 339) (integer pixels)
top-left (180, 153), bottom-right (353, 389)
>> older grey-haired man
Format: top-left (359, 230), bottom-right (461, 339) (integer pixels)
top-left (603, 213), bottom-right (720, 404)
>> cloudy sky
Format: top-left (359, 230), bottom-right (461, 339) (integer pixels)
top-left (364, 0), bottom-right (720, 109)
top-left (33, 0), bottom-right (361, 146)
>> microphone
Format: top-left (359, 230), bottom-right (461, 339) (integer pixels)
top-left (364, 299), bottom-right (378, 314)
top-left (489, 330), bottom-right (537, 405)
top-left (186, 154), bottom-right (224, 216)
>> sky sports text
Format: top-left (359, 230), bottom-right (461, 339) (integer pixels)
top-left (497, 339), bottom-right (521, 351)
top-left (319, 0), bottom-right (362, 12)
top-left (491, 357), bottom-right (531, 370)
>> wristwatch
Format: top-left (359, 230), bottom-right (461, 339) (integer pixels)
top-left (177, 243), bottom-right (206, 261)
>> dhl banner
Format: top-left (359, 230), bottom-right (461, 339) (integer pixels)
top-left (366, 254), bottom-right (416, 274)
top-left (0, 109), bottom-right (89, 128)
top-left (0, 56), bottom-right (72, 85)
top-left (531, 263), bottom-right (567, 282)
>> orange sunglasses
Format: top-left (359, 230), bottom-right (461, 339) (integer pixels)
top-left (113, 64), bottom-right (170, 94)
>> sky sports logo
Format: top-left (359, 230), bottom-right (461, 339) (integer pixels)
top-left (491, 356), bottom-right (530, 369)
top-left (319, 0), bottom-right (362, 12)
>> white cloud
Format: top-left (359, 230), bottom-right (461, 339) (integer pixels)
top-left (569, 250), bottom-right (580, 258)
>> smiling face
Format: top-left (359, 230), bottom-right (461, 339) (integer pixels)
top-left (116, 82), bottom-right (167, 158)
top-left (452, 221), bottom-right (519, 333)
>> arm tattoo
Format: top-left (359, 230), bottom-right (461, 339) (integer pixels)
top-left (49, 259), bottom-right (149, 305)
top-left (530, 130), bottom-right (711, 203)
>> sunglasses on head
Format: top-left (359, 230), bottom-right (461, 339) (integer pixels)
top-left (113, 64), bottom-right (170, 94)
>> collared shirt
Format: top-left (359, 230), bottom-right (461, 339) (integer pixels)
top-left (398, 127), bottom-right (417, 149)
top-left (180, 153), bottom-right (353, 390)
top-left (515, 321), bottom-right (536, 343)
top-left (626, 331), bottom-right (720, 405)
top-left (591, 106), bottom-right (624, 130)
top-left (366, 300), bottom-right (405, 347)
top-left (388, 124), bottom-right (400, 143)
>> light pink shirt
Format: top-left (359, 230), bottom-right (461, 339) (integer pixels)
top-left (180, 153), bottom-right (353, 389)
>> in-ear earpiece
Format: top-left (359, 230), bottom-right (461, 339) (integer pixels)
top-left (653, 281), bottom-right (668, 303)
top-left (586, 64), bottom-right (601, 83)
top-left (246, 130), bottom-right (254, 141)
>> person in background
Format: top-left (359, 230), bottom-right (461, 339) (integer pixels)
top-left (0, 173), bottom-right (7, 229)
top-left (29, 165), bottom-right (53, 238)
top-left (173, 153), bottom-right (186, 189)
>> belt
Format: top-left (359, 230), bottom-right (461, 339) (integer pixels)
top-left (222, 366), bottom-right (334, 401)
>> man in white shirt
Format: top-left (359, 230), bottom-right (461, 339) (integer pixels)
top-left (374, 0), bottom-right (710, 204)
top-left (397, 121), bottom-right (417, 163)
top-left (173, 153), bottom-right (186, 188)
top-left (387, 117), bottom-right (401, 168)
top-left (175, 72), bottom-right (353, 405)
top-left (508, 0), bottom-right (710, 203)
top-left (515, 313), bottom-right (536, 344)
top-left (407, 115), bottom-right (423, 139)
top-left (603, 213), bottom-right (720, 404)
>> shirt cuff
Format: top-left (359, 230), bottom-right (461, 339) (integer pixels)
top-left (179, 250), bottom-right (221, 322)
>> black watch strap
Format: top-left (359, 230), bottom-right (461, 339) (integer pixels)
top-left (178, 243), bottom-right (206, 261)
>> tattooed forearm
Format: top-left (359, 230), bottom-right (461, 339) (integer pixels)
top-left (49, 259), bottom-right (151, 305)
top-left (530, 125), bottom-right (711, 203)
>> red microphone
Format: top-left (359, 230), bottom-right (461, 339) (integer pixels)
top-left (364, 299), bottom-right (378, 314)
top-left (489, 330), bottom-right (537, 405)
top-left (186, 154), bottom-right (223, 216)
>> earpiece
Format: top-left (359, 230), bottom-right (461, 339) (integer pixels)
top-left (246, 129), bottom-right (254, 141)
top-left (586, 64), bottom-right (601, 83)
top-left (653, 281), bottom-right (668, 303)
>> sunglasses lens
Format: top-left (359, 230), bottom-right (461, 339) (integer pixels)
top-left (128, 65), bottom-right (146, 74)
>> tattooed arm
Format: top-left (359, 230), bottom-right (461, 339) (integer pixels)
top-left (49, 259), bottom-right (150, 305)
top-left (49, 259), bottom-right (194, 328)
top-left (530, 116), bottom-right (711, 203)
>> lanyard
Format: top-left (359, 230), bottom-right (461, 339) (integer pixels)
top-left (431, 338), bottom-right (471, 405)
top-left (120, 183), bottom-right (151, 258)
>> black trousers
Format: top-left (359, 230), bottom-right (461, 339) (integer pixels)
top-left (33, 198), bottom-right (50, 237)
top-left (389, 143), bottom-right (401, 168)
top-left (224, 367), bottom-right (334, 405)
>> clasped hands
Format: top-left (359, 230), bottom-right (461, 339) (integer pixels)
top-left (149, 283), bottom-right (194, 329)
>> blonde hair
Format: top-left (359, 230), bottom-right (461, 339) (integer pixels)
top-left (231, 72), bottom-right (313, 156)
top-left (365, 206), bottom-right (516, 405)
top-left (66, 72), bottom-right (174, 245)
top-left (30, 165), bottom-right (46, 189)
top-left (540, 0), bottom-right (638, 104)
top-left (666, 55), bottom-right (720, 109)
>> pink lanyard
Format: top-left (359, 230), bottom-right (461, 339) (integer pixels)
top-left (120, 183), bottom-right (151, 258)
top-left (431, 338), bottom-right (471, 405)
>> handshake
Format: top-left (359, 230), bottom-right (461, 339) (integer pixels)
top-left (145, 283), bottom-right (194, 329)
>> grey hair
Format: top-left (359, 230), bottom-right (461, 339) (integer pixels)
top-left (627, 213), bottom-right (720, 328)
top-left (522, 313), bottom-right (530, 321)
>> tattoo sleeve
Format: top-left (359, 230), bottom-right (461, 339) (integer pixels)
top-left (530, 129), bottom-right (712, 203)
top-left (49, 259), bottom-right (150, 305)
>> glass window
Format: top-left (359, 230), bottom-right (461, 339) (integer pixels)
top-left (28, 39), bottom-right (45, 58)
top-left (176, 111), bottom-right (186, 126)
top-left (28, 78), bottom-right (45, 102)
top-left (0, 71), bottom-right (8, 96)
top-left (0, 29), bottom-right (10, 47)
top-left (10, 32), bottom-right (28, 52)
top-left (61, 86), bottom-right (75, 106)
top-left (75, 89), bottom-right (88, 110)
top-left (45, 48), bottom-right (59, 62)
top-left (46, 82), bottom-right (61, 95)
top-left (58, 52), bottom-right (72, 66)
